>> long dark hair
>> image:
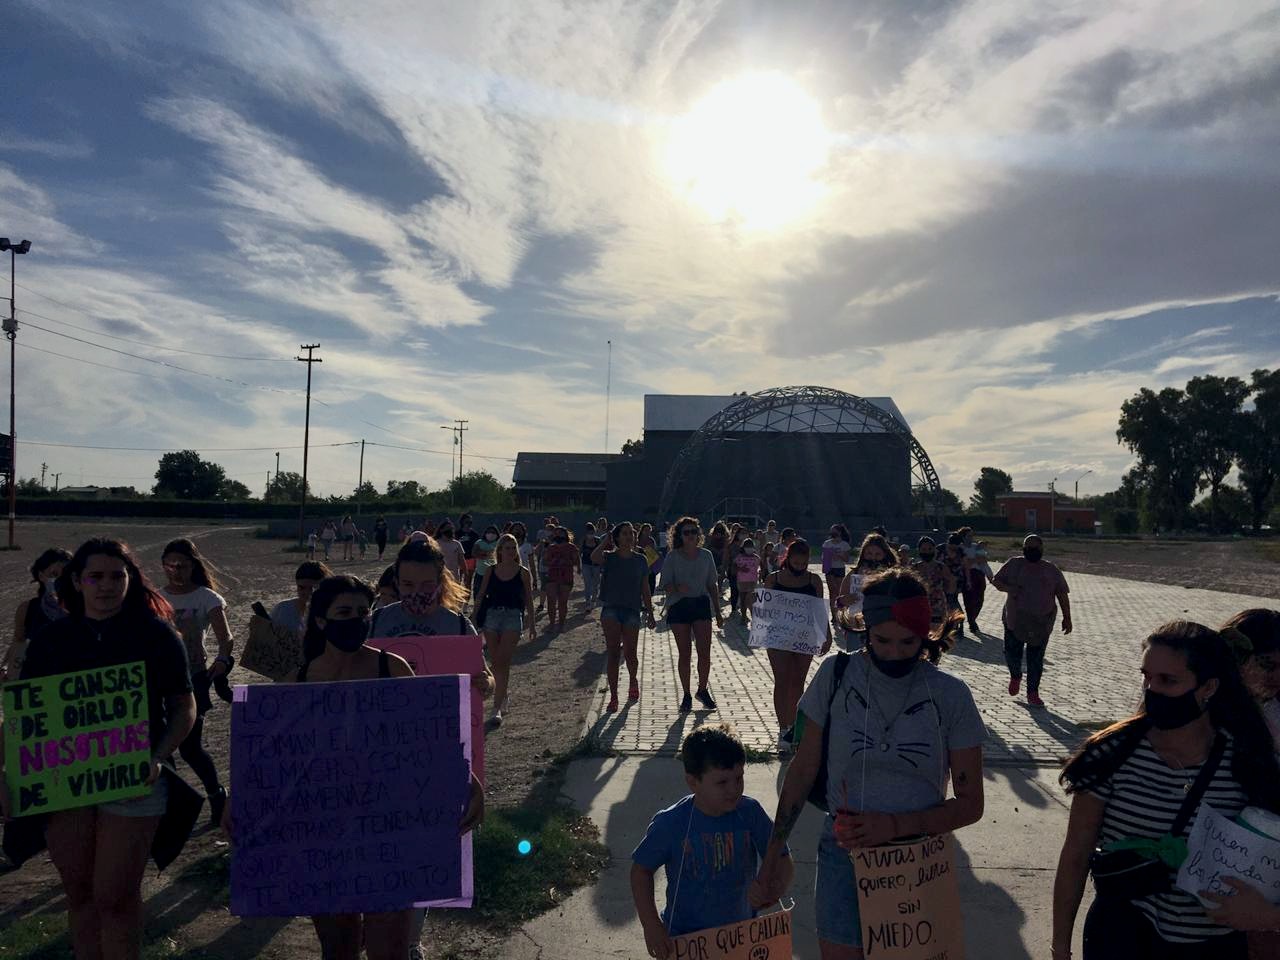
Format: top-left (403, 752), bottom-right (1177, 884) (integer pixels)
top-left (1061, 621), bottom-right (1280, 811)
top-left (57, 538), bottom-right (173, 621)
top-left (851, 568), bottom-right (961, 664)
top-left (302, 574), bottom-right (374, 662)
top-left (162, 538), bottom-right (220, 591)
top-left (31, 548), bottom-right (72, 597)
top-left (1224, 608), bottom-right (1280, 657)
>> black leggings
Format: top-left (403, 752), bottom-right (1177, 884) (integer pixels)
top-left (178, 671), bottom-right (223, 797)
top-left (1082, 896), bottom-right (1247, 960)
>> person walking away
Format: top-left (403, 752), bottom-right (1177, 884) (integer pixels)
top-left (339, 515), bottom-right (356, 561)
top-left (436, 523), bottom-right (466, 583)
top-left (1053, 621), bottom-right (1280, 960)
top-left (753, 569), bottom-right (985, 958)
top-left (993, 534), bottom-right (1072, 707)
top-left (0, 538), bottom-right (197, 960)
top-left (660, 517), bottom-right (724, 711)
top-left (306, 528), bottom-right (318, 560)
top-left (821, 524), bottom-right (852, 622)
top-left (357, 527), bottom-right (368, 561)
top-left (374, 515), bottom-right (389, 559)
top-left (542, 527), bottom-right (579, 630)
top-left (473, 534), bottom-right (535, 725)
top-left (734, 539), bottom-right (761, 624)
top-left (2, 547), bottom-right (71, 681)
top-left (580, 522), bottom-right (602, 611)
top-left (593, 522), bottom-right (654, 711)
top-left (762, 539), bottom-right (829, 751)
top-left (958, 526), bottom-right (991, 633)
top-left (631, 725), bottom-right (793, 958)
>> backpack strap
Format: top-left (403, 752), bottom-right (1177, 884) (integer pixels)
top-left (1171, 732), bottom-right (1228, 836)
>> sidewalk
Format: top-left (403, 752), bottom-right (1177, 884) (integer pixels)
top-left (503, 756), bottom-right (1088, 959)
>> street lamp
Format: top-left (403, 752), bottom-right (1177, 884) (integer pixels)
top-left (1, 238), bottom-right (31, 549)
top-left (1073, 469), bottom-right (1093, 501)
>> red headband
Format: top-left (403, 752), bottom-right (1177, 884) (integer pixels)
top-left (862, 593), bottom-right (933, 640)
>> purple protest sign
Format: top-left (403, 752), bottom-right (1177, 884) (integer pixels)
top-left (230, 675), bottom-right (471, 917)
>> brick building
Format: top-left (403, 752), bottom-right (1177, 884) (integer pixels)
top-left (996, 491), bottom-right (1097, 534)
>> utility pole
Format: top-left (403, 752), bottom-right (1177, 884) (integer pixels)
top-left (275, 451), bottom-right (280, 481)
top-left (266, 470), bottom-right (271, 495)
top-left (296, 344), bottom-right (321, 544)
top-left (53, 472), bottom-right (60, 492)
top-left (40, 462), bottom-right (46, 487)
top-left (2, 238), bottom-right (31, 550)
top-left (454, 419), bottom-right (469, 477)
top-left (356, 438), bottom-right (365, 516)
top-left (605, 339), bottom-right (612, 453)
top-left (1049, 478), bottom-right (1057, 534)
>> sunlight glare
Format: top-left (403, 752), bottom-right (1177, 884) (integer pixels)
top-left (663, 73), bottom-right (831, 230)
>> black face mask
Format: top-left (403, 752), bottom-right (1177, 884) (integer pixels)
top-left (919, 551), bottom-right (935, 561)
top-left (1024, 547), bottom-right (1043, 562)
top-left (324, 617), bottom-right (370, 653)
top-left (867, 643), bottom-right (919, 679)
top-left (1144, 688), bottom-right (1206, 730)
top-left (787, 562), bottom-right (807, 575)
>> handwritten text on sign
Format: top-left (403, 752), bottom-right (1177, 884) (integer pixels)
top-left (2, 662), bottom-right (151, 816)
top-left (230, 675), bottom-right (471, 917)
top-left (748, 590), bottom-right (829, 656)
top-left (1176, 805), bottom-right (1280, 905)
top-left (853, 834), bottom-right (965, 960)
top-left (672, 909), bottom-right (793, 960)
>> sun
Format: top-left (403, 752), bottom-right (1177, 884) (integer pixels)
top-left (662, 72), bottom-right (831, 230)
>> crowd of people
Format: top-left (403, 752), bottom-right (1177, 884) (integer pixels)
top-left (0, 513), bottom-right (1277, 960)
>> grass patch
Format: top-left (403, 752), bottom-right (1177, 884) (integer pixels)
top-left (1253, 541), bottom-right (1280, 565)
top-left (0, 914), bottom-right (70, 960)
top-left (468, 805), bottom-right (609, 932)
top-left (742, 743), bottom-right (776, 763)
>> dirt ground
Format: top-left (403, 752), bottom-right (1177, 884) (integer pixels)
top-left (0, 520), bottom-right (605, 959)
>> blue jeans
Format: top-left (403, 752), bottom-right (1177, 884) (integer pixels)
top-left (815, 825), bottom-right (862, 946)
top-left (582, 564), bottom-right (601, 602)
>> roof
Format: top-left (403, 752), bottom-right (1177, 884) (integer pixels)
top-left (643, 393), bottom-right (911, 433)
top-left (998, 491), bottom-right (1094, 507)
top-left (512, 452), bottom-right (622, 488)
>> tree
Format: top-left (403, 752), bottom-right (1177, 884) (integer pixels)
top-left (969, 467), bottom-right (1014, 514)
top-left (385, 479), bottom-right (428, 502)
top-left (620, 437), bottom-right (644, 459)
top-left (912, 484), bottom-right (964, 517)
top-left (265, 471), bottom-right (309, 502)
top-left (1238, 369), bottom-right (1280, 533)
top-left (154, 450), bottom-right (226, 500)
top-left (1117, 387), bottom-right (1199, 531)
top-left (446, 470), bottom-right (514, 510)
top-left (1183, 374), bottom-right (1249, 532)
top-left (218, 478), bottom-right (252, 501)
top-left (353, 480), bottom-right (379, 501)
top-left (1191, 483), bottom-right (1251, 531)
top-left (16, 477), bottom-right (46, 495)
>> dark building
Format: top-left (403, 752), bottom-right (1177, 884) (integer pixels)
top-left (511, 452), bottom-right (620, 510)
top-left (604, 393), bottom-right (917, 528)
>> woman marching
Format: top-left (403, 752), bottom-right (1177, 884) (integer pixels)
top-left (474, 533), bottom-right (536, 726)
top-left (821, 524), bottom-right (853, 622)
top-left (542, 526), bottom-right (579, 631)
top-left (374, 515), bottom-right (389, 559)
top-left (2, 547), bottom-right (71, 681)
top-left (159, 538), bottom-right (232, 827)
top-left (659, 517), bottom-right (724, 712)
top-left (1052, 621), bottom-right (1280, 960)
top-left (761, 538), bottom-right (830, 752)
top-left (579, 522), bottom-right (603, 612)
top-left (592, 522), bottom-right (656, 711)
top-left (0, 539), bottom-right (197, 960)
top-left (753, 568), bottom-right (985, 959)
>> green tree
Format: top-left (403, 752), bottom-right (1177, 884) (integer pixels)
top-left (969, 467), bottom-right (1013, 514)
top-left (353, 480), bottom-right (379, 501)
top-left (218, 478), bottom-right (253, 500)
top-left (1191, 484), bottom-right (1251, 531)
top-left (16, 477), bottom-right (46, 495)
top-left (620, 437), bottom-right (644, 459)
top-left (385, 479), bottom-right (428, 502)
top-left (154, 450), bottom-right (226, 499)
top-left (1183, 374), bottom-right (1250, 532)
top-left (447, 470), bottom-right (514, 510)
top-left (912, 484), bottom-right (964, 517)
top-left (265, 471), bottom-right (309, 502)
top-left (1238, 368), bottom-right (1280, 533)
top-left (1117, 387), bottom-right (1198, 531)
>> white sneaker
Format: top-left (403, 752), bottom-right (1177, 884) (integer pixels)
top-left (491, 708), bottom-right (504, 726)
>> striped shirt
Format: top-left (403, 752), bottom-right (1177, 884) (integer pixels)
top-left (1082, 734), bottom-right (1248, 944)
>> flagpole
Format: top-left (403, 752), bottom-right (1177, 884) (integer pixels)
top-left (605, 339), bottom-right (612, 453)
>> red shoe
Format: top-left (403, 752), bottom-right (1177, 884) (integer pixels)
top-left (628, 683), bottom-right (640, 702)
top-left (1008, 677), bottom-right (1021, 696)
top-left (606, 695), bottom-right (619, 712)
top-left (1028, 691), bottom-right (1044, 707)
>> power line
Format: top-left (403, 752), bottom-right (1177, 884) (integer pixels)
top-left (18, 439), bottom-right (360, 453)
top-left (365, 440), bottom-right (515, 463)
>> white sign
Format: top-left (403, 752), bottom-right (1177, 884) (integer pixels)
top-left (748, 589), bottom-right (829, 656)
top-left (1176, 804), bottom-right (1280, 905)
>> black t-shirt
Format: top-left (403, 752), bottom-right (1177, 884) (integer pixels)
top-left (458, 528), bottom-right (480, 559)
top-left (21, 611), bottom-right (194, 744)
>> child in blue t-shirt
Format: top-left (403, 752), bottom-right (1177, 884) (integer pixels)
top-left (631, 725), bottom-right (793, 958)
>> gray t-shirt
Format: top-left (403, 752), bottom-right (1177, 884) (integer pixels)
top-left (798, 652), bottom-right (986, 816)
top-left (369, 602), bottom-right (478, 639)
top-left (658, 547), bottom-right (719, 604)
top-left (599, 552), bottom-right (649, 610)
top-left (268, 598), bottom-right (304, 636)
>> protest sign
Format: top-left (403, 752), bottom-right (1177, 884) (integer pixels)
top-left (230, 674), bottom-right (472, 917)
top-left (1176, 804), bottom-right (1280, 905)
top-left (671, 909), bottom-right (793, 960)
top-left (853, 833), bottom-right (965, 960)
top-left (748, 589), bottom-right (829, 656)
top-left (364, 634), bottom-right (486, 784)
top-left (238, 615), bottom-right (304, 682)
top-left (2, 662), bottom-right (151, 816)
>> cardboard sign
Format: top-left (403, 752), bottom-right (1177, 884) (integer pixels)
top-left (364, 634), bottom-right (486, 785)
top-left (748, 589), bottom-right (829, 656)
top-left (239, 615), bottom-right (304, 682)
top-left (230, 675), bottom-right (472, 917)
top-left (853, 833), bottom-right (965, 960)
top-left (671, 909), bottom-right (793, 960)
top-left (2, 662), bottom-right (151, 816)
top-left (1176, 805), bottom-right (1280, 905)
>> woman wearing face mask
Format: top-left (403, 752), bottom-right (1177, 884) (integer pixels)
top-left (761, 539), bottom-right (830, 751)
top-left (272, 575), bottom-right (483, 960)
top-left (724, 526), bottom-right (747, 612)
top-left (1052, 622), bottom-right (1280, 960)
top-left (592, 522), bottom-right (655, 711)
top-left (160, 538), bottom-right (233, 828)
top-left (753, 569), bottom-right (985, 959)
top-left (471, 525), bottom-right (501, 606)
top-left (911, 537), bottom-right (955, 632)
top-left (993, 534), bottom-right (1072, 708)
top-left (268, 560), bottom-right (332, 637)
top-left (733, 538), bottom-right (762, 624)
top-left (579, 523), bottom-right (602, 612)
top-left (474, 533), bottom-right (535, 725)
top-left (0, 539), bottom-right (197, 960)
top-left (660, 517), bottom-right (724, 712)
top-left (821, 524), bottom-right (852, 622)
top-left (542, 526), bottom-right (579, 631)
top-left (2, 547), bottom-right (71, 681)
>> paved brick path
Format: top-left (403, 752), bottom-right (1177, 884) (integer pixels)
top-left (582, 567), bottom-right (1275, 763)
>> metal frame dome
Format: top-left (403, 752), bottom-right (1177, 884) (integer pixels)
top-left (656, 385), bottom-right (946, 528)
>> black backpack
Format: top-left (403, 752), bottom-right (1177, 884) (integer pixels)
top-left (804, 652), bottom-right (851, 812)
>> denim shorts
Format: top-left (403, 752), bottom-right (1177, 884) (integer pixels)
top-left (99, 768), bottom-right (169, 818)
top-left (483, 607), bottom-right (524, 634)
top-left (815, 826), bottom-right (862, 947)
top-left (666, 595), bottom-right (712, 625)
top-left (601, 605), bottom-right (641, 628)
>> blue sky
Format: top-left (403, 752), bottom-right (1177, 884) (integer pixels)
top-left (4, 1), bottom-right (1278, 499)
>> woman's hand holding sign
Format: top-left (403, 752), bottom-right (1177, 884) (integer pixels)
top-left (835, 809), bottom-right (900, 850)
